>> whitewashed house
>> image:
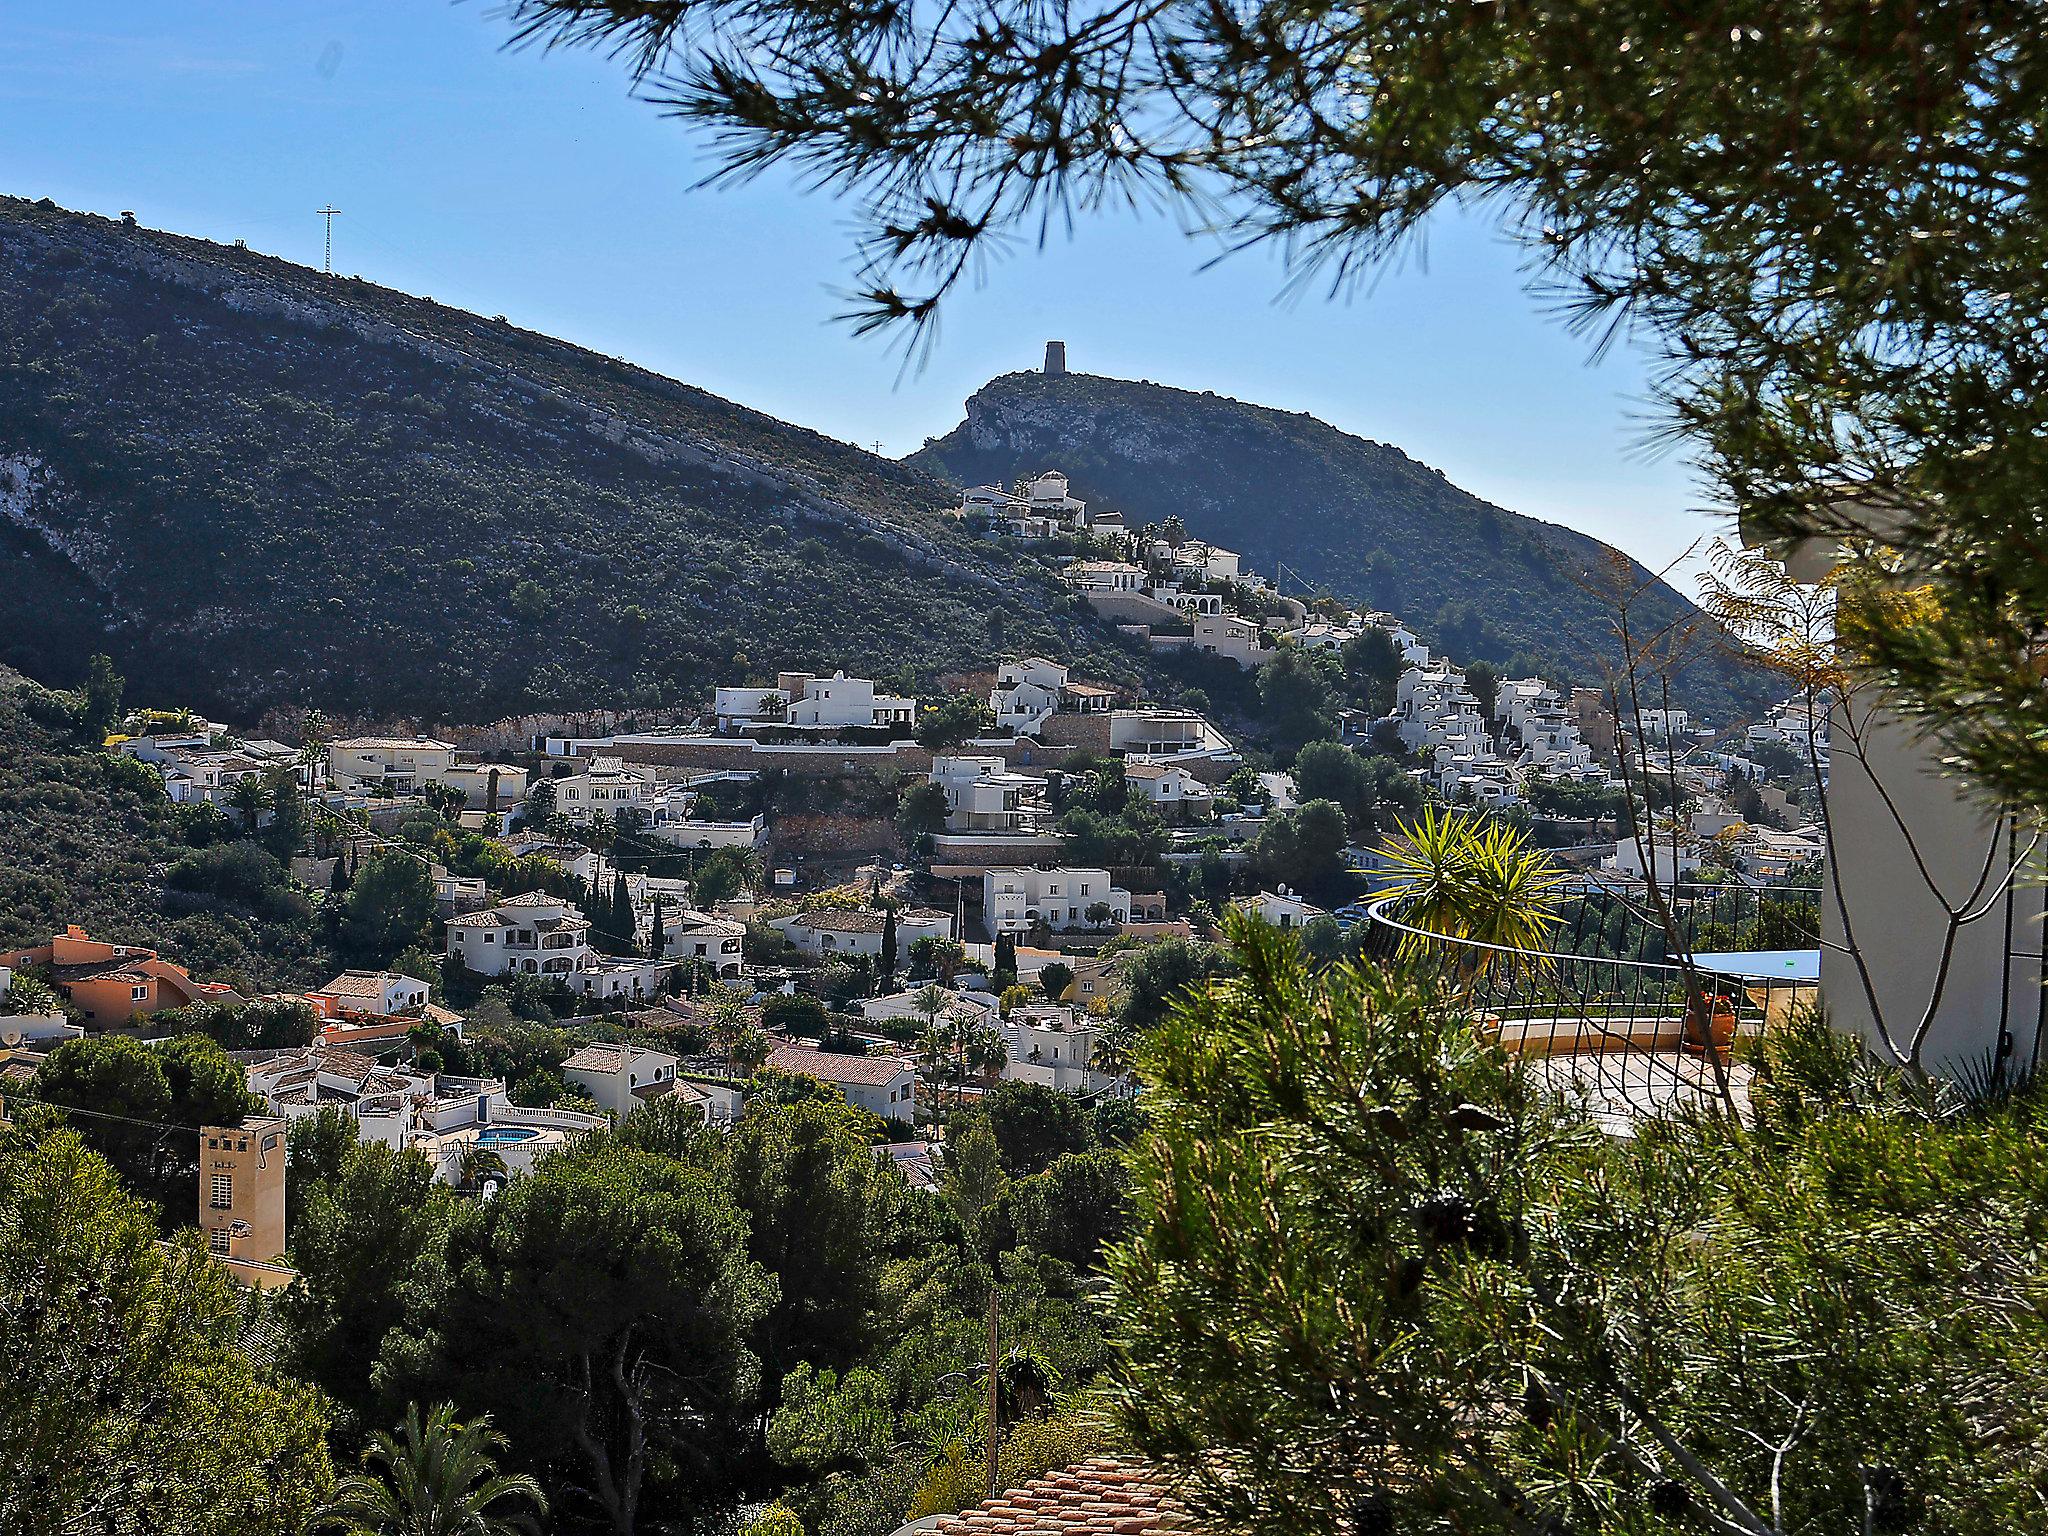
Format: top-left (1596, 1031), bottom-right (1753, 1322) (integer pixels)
top-left (327, 737), bottom-right (459, 793)
top-left (930, 755), bottom-right (1051, 834)
top-left (446, 891), bottom-right (594, 980)
top-left (982, 867), bottom-right (1131, 937)
top-left (1234, 887), bottom-right (1328, 930)
top-left (772, 906), bottom-right (953, 965)
top-left (1000, 1003), bottom-right (1108, 1094)
top-left (562, 1041), bottom-right (681, 1119)
top-left (549, 757), bottom-right (655, 824)
top-left (1123, 760), bottom-right (1214, 814)
top-left (764, 1041), bottom-right (917, 1122)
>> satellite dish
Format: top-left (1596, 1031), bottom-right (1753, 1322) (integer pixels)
top-left (0, 1029), bottom-right (21, 1049)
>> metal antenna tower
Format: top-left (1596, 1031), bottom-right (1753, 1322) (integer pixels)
top-left (316, 206), bottom-right (342, 274)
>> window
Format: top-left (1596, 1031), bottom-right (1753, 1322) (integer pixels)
top-left (209, 1228), bottom-right (231, 1255)
top-left (132, 985), bottom-right (149, 1002)
top-left (210, 1174), bottom-right (233, 1210)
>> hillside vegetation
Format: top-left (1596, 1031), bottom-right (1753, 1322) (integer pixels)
top-left (916, 370), bottom-right (1763, 718)
top-left (0, 197), bottom-right (1135, 723)
top-left (0, 667), bottom-right (331, 991)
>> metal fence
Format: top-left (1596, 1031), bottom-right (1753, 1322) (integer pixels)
top-left (1362, 891), bottom-right (1820, 1132)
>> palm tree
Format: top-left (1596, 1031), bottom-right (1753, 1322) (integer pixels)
top-left (311, 1401), bottom-right (545, 1536)
top-left (729, 1027), bottom-right (772, 1078)
top-left (226, 774), bottom-right (272, 836)
top-left (455, 1147), bottom-right (508, 1195)
top-left (1087, 1028), bottom-right (1132, 1086)
top-left (705, 980), bottom-right (750, 1076)
top-left (916, 1019), bottom-right (955, 1125)
top-left (965, 1022), bottom-right (1008, 1087)
top-left (1380, 805), bottom-right (1566, 988)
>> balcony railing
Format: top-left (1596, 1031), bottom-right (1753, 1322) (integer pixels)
top-left (1361, 887), bottom-right (1822, 1133)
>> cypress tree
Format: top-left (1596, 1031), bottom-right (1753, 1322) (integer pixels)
top-left (880, 905), bottom-right (898, 992)
top-left (612, 870), bottom-right (635, 955)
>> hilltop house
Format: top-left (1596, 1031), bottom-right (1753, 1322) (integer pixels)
top-left (1191, 611), bottom-right (1270, 668)
top-left (715, 671), bottom-right (917, 735)
top-left (1063, 559), bottom-right (1147, 595)
top-left (988, 658), bottom-right (1114, 735)
top-left (982, 867), bottom-right (1132, 937)
top-left (326, 737), bottom-right (459, 793)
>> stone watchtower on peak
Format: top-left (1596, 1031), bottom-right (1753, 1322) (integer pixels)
top-left (1044, 340), bottom-right (1067, 376)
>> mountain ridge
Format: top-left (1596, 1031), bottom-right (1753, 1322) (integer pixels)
top-left (914, 368), bottom-right (1760, 718)
top-left (0, 196), bottom-right (1135, 722)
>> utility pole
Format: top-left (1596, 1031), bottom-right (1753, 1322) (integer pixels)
top-left (316, 206), bottom-right (342, 275)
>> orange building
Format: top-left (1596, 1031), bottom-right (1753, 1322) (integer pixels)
top-left (0, 926), bottom-right (243, 1029)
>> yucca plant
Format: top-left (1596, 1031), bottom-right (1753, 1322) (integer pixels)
top-left (1380, 805), bottom-right (1565, 989)
top-left (310, 1402), bottom-right (545, 1536)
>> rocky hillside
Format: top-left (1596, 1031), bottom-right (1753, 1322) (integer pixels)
top-left (916, 370), bottom-right (1761, 719)
top-left (0, 197), bottom-right (1135, 723)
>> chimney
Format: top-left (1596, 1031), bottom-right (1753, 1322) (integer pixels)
top-left (1044, 340), bottom-right (1067, 376)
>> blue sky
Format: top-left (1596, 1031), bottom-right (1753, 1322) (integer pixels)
top-left (3, 0), bottom-right (1726, 579)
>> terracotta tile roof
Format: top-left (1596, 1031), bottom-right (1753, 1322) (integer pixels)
top-left (899, 1458), bottom-right (1184, 1535)
top-left (793, 908), bottom-right (889, 934)
top-left (315, 970), bottom-right (408, 1003)
top-left (765, 1042), bottom-right (912, 1087)
top-left (500, 890), bottom-right (573, 909)
top-left (563, 1042), bottom-right (630, 1074)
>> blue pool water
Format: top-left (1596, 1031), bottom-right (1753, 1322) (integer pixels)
top-left (474, 1126), bottom-right (542, 1147)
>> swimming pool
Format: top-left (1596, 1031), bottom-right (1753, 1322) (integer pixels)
top-left (474, 1126), bottom-right (542, 1147)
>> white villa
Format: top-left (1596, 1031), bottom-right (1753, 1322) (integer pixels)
top-left (243, 1043), bottom-right (604, 1183)
top-left (1001, 1003), bottom-right (1109, 1094)
top-left (987, 657), bottom-right (1115, 735)
top-left (1123, 760), bottom-right (1214, 815)
top-left (562, 1041), bottom-right (685, 1119)
top-left (1063, 559), bottom-right (1147, 595)
top-left (1234, 887), bottom-right (1328, 930)
top-left (715, 671), bottom-right (918, 735)
top-left (653, 908), bottom-right (746, 976)
top-left (929, 755), bottom-right (1051, 834)
top-left (548, 757), bottom-right (654, 824)
top-left (771, 906), bottom-right (954, 965)
top-left (445, 891), bottom-right (674, 1001)
top-left (982, 866), bottom-right (1132, 937)
top-left (764, 1041), bottom-right (918, 1122)
top-left (326, 737), bottom-right (459, 793)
